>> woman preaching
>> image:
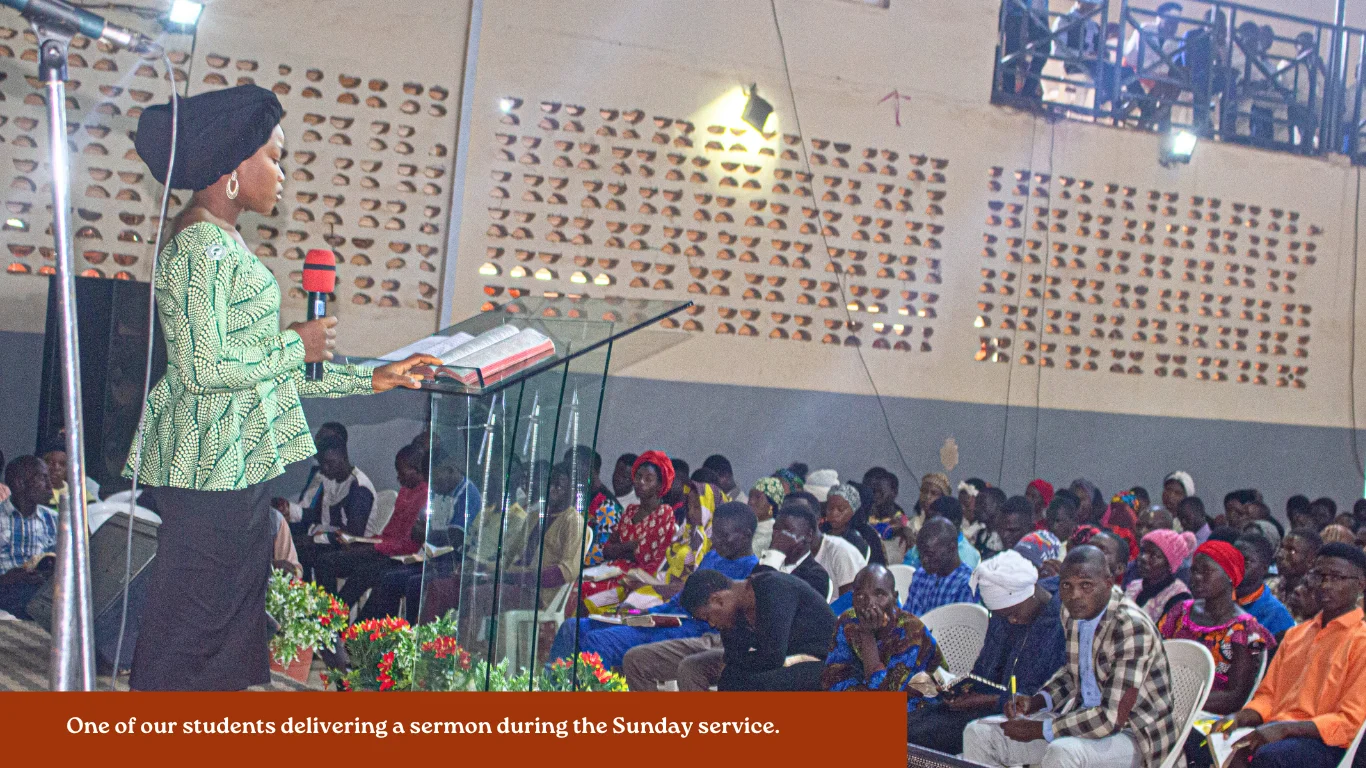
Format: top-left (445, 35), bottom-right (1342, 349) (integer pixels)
top-left (125, 84), bottom-right (439, 690)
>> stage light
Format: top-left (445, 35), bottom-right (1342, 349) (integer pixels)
top-left (499, 98), bottom-right (515, 113)
top-left (167, 0), bottom-right (203, 28)
top-left (1160, 129), bottom-right (1198, 168)
top-left (741, 84), bottom-right (773, 131)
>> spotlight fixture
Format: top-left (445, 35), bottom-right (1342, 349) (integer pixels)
top-left (741, 84), bottom-right (773, 132)
top-left (499, 98), bottom-right (515, 114)
top-left (164, 0), bottom-right (203, 30)
top-left (1160, 129), bottom-right (1197, 168)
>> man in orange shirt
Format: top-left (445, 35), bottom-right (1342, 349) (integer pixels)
top-left (1213, 543), bottom-right (1366, 768)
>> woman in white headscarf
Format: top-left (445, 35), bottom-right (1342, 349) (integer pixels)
top-left (906, 550), bottom-right (1068, 754)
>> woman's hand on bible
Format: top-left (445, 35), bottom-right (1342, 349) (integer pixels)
top-left (602, 540), bottom-right (640, 561)
top-left (288, 316), bottom-right (338, 363)
top-left (372, 354), bottom-right (442, 393)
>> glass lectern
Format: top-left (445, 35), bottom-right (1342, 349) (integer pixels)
top-left (348, 296), bottom-right (691, 689)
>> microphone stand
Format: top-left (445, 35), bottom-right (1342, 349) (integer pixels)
top-left (35, 22), bottom-right (97, 691)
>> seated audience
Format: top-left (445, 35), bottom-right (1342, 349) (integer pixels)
top-left (526, 463), bottom-right (592, 608)
top-left (552, 501), bottom-right (761, 672)
top-left (0, 456), bottom-right (57, 620)
top-left (1176, 495), bottom-right (1212, 545)
top-left (1234, 533), bottom-right (1297, 640)
top-left (788, 490), bottom-right (866, 590)
top-left (289, 438), bottom-right (377, 579)
top-left (1271, 528), bottom-right (1321, 621)
top-left (992, 495), bottom-right (1039, 554)
top-left (270, 509), bottom-right (302, 578)
top-left (611, 452), bottom-right (638, 504)
top-left (1286, 495), bottom-right (1315, 532)
top-left (1025, 478), bottom-right (1054, 524)
top-left (1309, 497), bottom-right (1337, 532)
top-left (906, 550), bottom-right (1066, 754)
top-left (275, 421), bottom-right (346, 521)
top-left (581, 451), bottom-right (678, 612)
top-left (1318, 524), bottom-right (1356, 546)
top-left (861, 467), bottom-right (910, 555)
top-left (682, 568), bottom-right (837, 691)
top-left (756, 501), bottom-right (838, 598)
top-left (1086, 529), bottom-right (1131, 585)
top-left (821, 564), bottom-right (946, 706)
top-left (313, 444), bottom-right (429, 611)
top-left (902, 517), bottom-right (976, 616)
top-left (1162, 471), bottom-right (1195, 516)
top-left (1160, 541), bottom-right (1276, 768)
top-left (1212, 543), bottom-right (1366, 768)
top-left (1125, 528), bottom-right (1196, 623)
top-left (1044, 491), bottom-right (1082, 552)
top-left (958, 478), bottom-right (989, 542)
top-left (1069, 478), bottom-right (1105, 527)
top-left (903, 496), bottom-right (983, 570)
top-left (701, 454), bottom-right (739, 502)
top-left (963, 546), bottom-right (1180, 768)
top-left (1013, 529), bottom-right (1063, 574)
top-left (747, 477), bottom-right (785, 556)
top-left (820, 481), bottom-right (873, 562)
top-left (40, 447), bottom-right (98, 505)
top-left (972, 487), bottom-right (1009, 555)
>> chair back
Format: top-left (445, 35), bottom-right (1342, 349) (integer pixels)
top-left (1158, 639), bottom-right (1216, 768)
top-left (1245, 647), bottom-right (1269, 706)
top-left (920, 603), bottom-right (989, 678)
top-left (1338, 719), bottom-right (1366, 768)
top-left (826, 577), bottom-right (836, 604)
top-left (888, 564), bottom-right (916, 604)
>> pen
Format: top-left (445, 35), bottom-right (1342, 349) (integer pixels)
top-left (1010, 675), bottom-right (1017, 699)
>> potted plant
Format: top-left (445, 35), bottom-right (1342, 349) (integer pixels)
top-left (265, 568), bottom-right (347, 683)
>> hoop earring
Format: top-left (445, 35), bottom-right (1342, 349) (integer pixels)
top-left (226, 171), bottom-right (239, 200)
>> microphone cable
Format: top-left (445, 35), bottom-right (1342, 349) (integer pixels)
top-left (110, 49), bottom-right (178, 690)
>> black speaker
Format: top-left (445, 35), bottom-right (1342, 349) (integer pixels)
top-left (26, 511), bottom-right (159, 672)
top-left (37, 276), bottom-right (166, 488)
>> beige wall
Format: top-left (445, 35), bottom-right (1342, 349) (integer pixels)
top-left (443, 0), bottom-right (1366, 432)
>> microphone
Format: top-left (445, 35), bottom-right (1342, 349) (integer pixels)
top-left (302, 249), bottom-right (337, 381)
top-left (0, 0), bottom-right (163, 56)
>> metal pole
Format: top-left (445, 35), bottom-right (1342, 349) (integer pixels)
top-left (1327, 0), bottom-right (1349, 152)
top-left (37, 26), bottom-right (96, 692)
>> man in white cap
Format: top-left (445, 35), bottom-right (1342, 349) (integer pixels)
top-left (908, 549), bottom-right (1067, 754)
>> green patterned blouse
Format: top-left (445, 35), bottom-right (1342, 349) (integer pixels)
top-left (124, 221), bottom-right (375, 491)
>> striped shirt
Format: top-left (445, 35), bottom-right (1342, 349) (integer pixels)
top-left (124, 222), bottom-right (375, 491)
top-left (0, 502), bottom-right (59, 573)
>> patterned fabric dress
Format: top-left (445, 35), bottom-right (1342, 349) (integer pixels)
top-left (125, 222), bottom-right (374, 491)
top-left (582, 491), bottom-right (623, 567)
top-left (821, 608), bottom-right (946, 711)
top-left (1156, 600), bottom-right (1275, 691)
top-left (581, 502), bottom-right (678, 611)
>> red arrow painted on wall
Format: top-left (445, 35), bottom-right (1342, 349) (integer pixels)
top-left (879, 89), bottom-right (912, 126)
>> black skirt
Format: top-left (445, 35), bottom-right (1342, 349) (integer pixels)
top-left (129, 483), bottom-right (273, 690)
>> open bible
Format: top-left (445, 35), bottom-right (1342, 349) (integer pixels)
top-left (378, 324), bottom-right (556, 385)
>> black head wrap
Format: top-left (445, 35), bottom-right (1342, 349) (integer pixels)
top-left (134, 85), bottom-right (283, 191)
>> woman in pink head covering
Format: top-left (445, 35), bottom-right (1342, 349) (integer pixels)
top-left (1124, 528), bottom-right (1197, 623)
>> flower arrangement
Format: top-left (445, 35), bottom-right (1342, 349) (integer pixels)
top-left (265, 568), bottom-right (347, 667)
top-left (331, 616), bottom-right (414, 691)
top-left (537, 652), bottom-right (629, 692)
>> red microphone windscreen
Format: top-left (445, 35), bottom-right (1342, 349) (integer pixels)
top-left (302, 249), bottom-right (337, 293)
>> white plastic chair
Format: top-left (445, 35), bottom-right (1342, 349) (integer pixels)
top-left (1339, 720), bottom-right (1366, 768)
top-left (500, 582), bottom-right (574, 671)
top-left (1247, 648), bottom-right (1269, 705)
top-left (888, 564), bottom-right (915, 604)
top-left (920, 603), bottom-right (989, 678)
top-left (365, 489), bottom-right (399, 538)
top-left (826, 577), bottom-right (836, 604)
top-left (1158, 639), bottom-right (1217, 768)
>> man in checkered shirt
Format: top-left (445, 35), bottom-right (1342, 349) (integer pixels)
top-left (964, 545), bottom-right (1180, 768)
top-left (0, 456), bottom-right (58, 620)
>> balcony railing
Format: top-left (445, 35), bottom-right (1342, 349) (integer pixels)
top-left (992, 0), bottom-right (1366, 162)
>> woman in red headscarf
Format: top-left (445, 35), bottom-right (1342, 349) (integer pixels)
top-left (579, 451), bottom-right (679, 611)
top-left (1157, 541), bottom-right (1276, 768)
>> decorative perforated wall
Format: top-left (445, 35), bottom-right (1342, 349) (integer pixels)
top-left (477, 96), bottom-right (949, 352)
top-left (0, 5), bottom-right (462, 347)
top-left (975, 167), bottom-right (1321, 388)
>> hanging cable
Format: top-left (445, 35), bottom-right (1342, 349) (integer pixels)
top-left (766, 0), bottom-right (915, 483)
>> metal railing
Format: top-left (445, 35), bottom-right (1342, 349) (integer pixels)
top-left (992, 0), bottom-right (1366, 162)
